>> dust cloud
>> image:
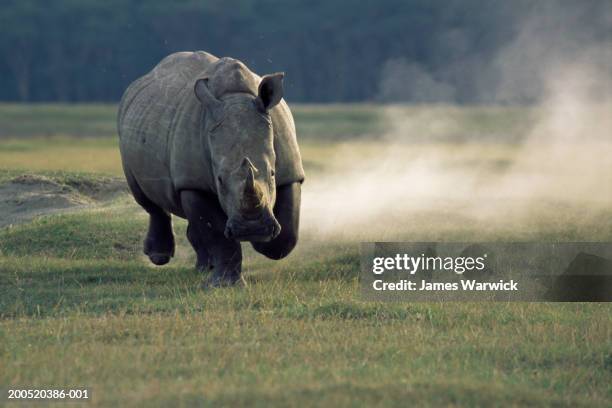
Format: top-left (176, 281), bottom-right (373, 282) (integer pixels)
top-left (300, 3), bottom-right (612, 240)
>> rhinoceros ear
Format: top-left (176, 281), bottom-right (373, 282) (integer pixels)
top-left (194, 78), bottom-right (222, 110)
top-left (255, 72), bottom-right (284, 112)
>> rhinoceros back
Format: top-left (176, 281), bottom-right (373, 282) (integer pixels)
top-left (118, 51), bottom-right (216, 213)
top-left (118, 51), bottom-right (305, 215)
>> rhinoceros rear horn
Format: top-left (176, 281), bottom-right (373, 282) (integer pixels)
top-left (244, 166), bottom-right (256, 192)
top-left (241, 158), bottom-right (264, 210)
top-left (194, 78), bottom-right (222, 109)
top-left (241, 156), bottom-right (255, 170)
top-left (255, 73), bottom-right (284, 112)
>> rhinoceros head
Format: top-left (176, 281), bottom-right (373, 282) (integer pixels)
top-left (194, 73), bottom-right (284, 242)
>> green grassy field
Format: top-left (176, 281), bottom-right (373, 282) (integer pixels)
top-left (0, 104), bottom-right (611, 407)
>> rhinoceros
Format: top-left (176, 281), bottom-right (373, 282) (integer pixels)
top-left (117, 51), bottom-right (304, 287)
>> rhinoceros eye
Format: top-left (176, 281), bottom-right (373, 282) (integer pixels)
top-left (217, 175), bottom-right (223, 186)
top-left (270, 169), bottom-right (275, 177)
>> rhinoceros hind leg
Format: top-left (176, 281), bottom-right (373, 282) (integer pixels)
top-left (125, 171), bottom-right (175, 265)
top-left (180, 190), bottom-right (243, 287)
top-left (252, 182), bottom-right (301, 260)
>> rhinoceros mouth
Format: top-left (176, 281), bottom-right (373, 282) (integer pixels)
top-left (225, 215), bottom-right (281, 242)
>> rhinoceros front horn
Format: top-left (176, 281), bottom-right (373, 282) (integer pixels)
top-left (240, 157), bottom-right (264, 214)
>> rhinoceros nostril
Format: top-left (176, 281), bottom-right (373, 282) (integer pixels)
top-left (224, 225), bottom-right (233, 239)
top-left (271, 220), bottom-right (281, 239)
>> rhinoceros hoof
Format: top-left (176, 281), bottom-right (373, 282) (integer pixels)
top-left (195, 255), bottom-right (212, 272)
top-left (148, 253), bottom-right (172, 266)
top-left (144, 238), bottom-right (175, 266)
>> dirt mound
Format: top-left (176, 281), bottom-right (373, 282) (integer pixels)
top-left (0, 174), bottom-right (127, 228)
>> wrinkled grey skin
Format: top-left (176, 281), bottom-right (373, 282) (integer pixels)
top-left (117, 51), bottom-right (304, 287)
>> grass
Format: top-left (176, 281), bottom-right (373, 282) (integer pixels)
top-left (0, 102), bottom-right (532, 141)
top-left (0, 137), bottom-right (122, 175)
top-left (0, 104), bottom-right (611, 407)
top-left (0, 104), bottom-right (118, 138)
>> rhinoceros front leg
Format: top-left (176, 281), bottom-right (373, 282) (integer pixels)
top-left (124, 170), bottom-right (175, 265)
top-left (251, 182), bottom-right (301, 260)
top-left (180, 190), bottom-right (243, 288)
top-left (144, 211), bottom-right (175, 266)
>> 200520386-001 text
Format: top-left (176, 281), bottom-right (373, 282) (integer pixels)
top-left (3, 388), bottom-right (91, 401)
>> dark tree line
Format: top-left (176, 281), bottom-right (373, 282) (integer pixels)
top-left (0, 0), bottom-right (609, 103)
